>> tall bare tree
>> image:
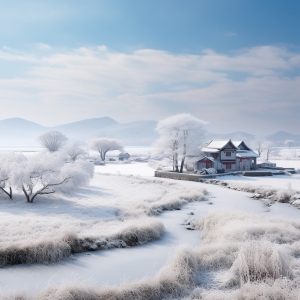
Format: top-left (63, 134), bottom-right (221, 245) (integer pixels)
top-left (252, 139), bottom-right (268, 155)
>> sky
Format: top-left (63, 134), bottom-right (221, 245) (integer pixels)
top-left (0, 0), bottom-right (300, 135)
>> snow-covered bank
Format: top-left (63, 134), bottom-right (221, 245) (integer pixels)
top-left (220, 173), bottom-right (300, 192)
top-left (1, 174), bottom-right (300, 297)
top-left (204, 171), bottom-right (300, 207)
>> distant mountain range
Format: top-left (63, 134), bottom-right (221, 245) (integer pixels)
top-left (0, 117), bottom-right (299, 147)
top-left (0, 117), bottom-right (158, 147)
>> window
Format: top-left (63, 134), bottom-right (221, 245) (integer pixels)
top-left (226, 152), bottom-right (231, 157)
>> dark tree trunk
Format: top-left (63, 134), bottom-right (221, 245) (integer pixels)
top-left (175, 152), bottom-right (179, 172)
top-left (0, 186), bottom-right (12, 199)
top-left (180, 157), bottom-right (185, 173)
top-left (22, 185), bottom-right (31, 203)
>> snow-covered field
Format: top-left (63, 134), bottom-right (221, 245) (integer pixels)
top-left (0, 169), bottom-right (206, 266)
top-left (275, 148), bottom-right (300, 161)
top-left (275, 159), bottom-right (300, 169)
top-left (1, 159), bottom-right (300, 299)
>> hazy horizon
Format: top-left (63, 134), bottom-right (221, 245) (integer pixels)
top-left (0, 116), bottom-right (299, 138)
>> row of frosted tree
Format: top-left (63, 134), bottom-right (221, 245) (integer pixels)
top-left (0, 131), bottom-right (124, 203)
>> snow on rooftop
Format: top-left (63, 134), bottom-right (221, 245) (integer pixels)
top-left (205, 140), bottom-right (237, 150)
top-left (236, 150), bottom-right (259, 158)
top-left (232, 141), bottom-right (243, 147)
top-left (232, 140), bottom-right (252, 150)
top-left (198, 156), bottom-right (215, 161)
top-left (201, 147), bottom-right (219, 153)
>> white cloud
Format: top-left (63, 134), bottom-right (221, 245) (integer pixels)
top-left (36, 43), bottom-right (52, 51)
top-left (0, 45), bottom-right (299, 134)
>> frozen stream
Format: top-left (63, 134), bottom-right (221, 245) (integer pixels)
top-left (1, 177), bottom-right (300, 296)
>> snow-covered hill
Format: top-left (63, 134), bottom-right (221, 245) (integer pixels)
top-left (0, 117), bottom-right (118, 147)
top-left (266, 131), bottom-right (300, 145)
top-left (53, 117), bottom-right (119, 138)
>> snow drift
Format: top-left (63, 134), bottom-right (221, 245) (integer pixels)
top-left (202, 177), bottom-right (300, 204)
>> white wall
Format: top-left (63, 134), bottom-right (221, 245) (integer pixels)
top-left (220, 150), bottom-right (236, 161)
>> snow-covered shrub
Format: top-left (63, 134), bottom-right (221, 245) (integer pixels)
top-left (0, 152), bottom-right (22, 199)
top-left (11, 152), bottom-right (94, 202)
top-left (0, 236), bottom-right (71, 266)
top-left (195, 210), bottom-right (300, 245)
top-left (225, 241), bottom-right (291, 287)
top-left (63, 140), bottom-right (87, 161)
top-left (0, 217), bottom-right (164, 267)
top-left (38, 131), bottom-right (68, 152)
top-left (194, 278), bottom-right (299, 300)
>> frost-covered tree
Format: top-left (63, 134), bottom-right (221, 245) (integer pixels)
top-left (64, 140), bottom-right (87, 161)
top-left (12, 152), bottom-right (94, 203)
top-left (265, 142), bottom-right (277, 160)
top-left (0, 152), bottom-right (20, 199)
top-left (152, 137), bottom-right (179, 171)
top-left (38, 131), bottom-right (68, 152)
top-left (89, 138), bottom-right (123, 161)
top-left (155, 114), bottom-right (206, 173)
top-left (284, 140), bottom-right (294, 149)
top-left (252, 138), bottom-right (268, 155)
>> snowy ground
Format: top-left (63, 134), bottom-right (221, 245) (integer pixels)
top-left (0, 167), bottom-right (206, 264)
top-left (94, 161), bottom-right (155, 177)
top-left (276, 147), bottom-right (300, 160)
top-left (275, 159), bottom-right (300, 169)
top-left (220, 173), bottom-right (300, 192)
top-left (1, 171), bottom-right (299, 296)
top-left (259, 147), bottom-right (300, 161)
top-left (1, 159), bottom-right (300, 298)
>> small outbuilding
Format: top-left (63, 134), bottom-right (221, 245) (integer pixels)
top-left (118, 153), bottom-right (130, 161)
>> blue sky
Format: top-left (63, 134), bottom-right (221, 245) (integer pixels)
top-left (0, 0), bottom-right (300, 134)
